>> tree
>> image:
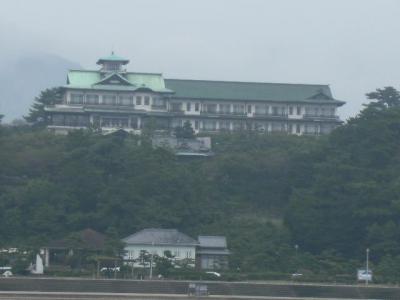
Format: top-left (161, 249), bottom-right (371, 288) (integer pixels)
top-left (0, 114), bottom-right (3, 135)
top-left (25, 87), bottom-right (63, 126)
top-left (366, 86), bottom-right (400, 110)
top-left (138, 250), bottom-right (151, 268)
top-left (174, 121), bottom-right (195, 139)
top-left (140, 117), bottom-right (158, 147)
top-left (11, 258), bottom-right (30, 275)
top-left (154, 251), bottom-right (174, 277)
top-left (286, 88), bottom-right (400, 259)
top-left (103, 227), bottom-right (125, 258)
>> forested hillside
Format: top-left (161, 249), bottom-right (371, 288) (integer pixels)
top-left (1, 87), bottom-right (400, 282)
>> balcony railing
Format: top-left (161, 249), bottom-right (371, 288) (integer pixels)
top-left (254, 112), bottom-right (288, 117)
top-left (200, 110), bottom-right (218, 115)
top-left (303, 114), bottom-right (339, 120)
top-left (151, 104), bottom-right (167, 110)
top-left (201, 111), bottom-right (246, 116)
top-left (84, 103), bottom-right (135, 108)
top-left (169, 108), bottom-right (184, 113)
top-left (53, 121), bottom-right (90, 127)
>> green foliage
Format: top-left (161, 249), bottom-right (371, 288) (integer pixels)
top-left (0, 127), bottom-right (306, 272)
top-left (4, 87), bottom-right (400, 282)
top-left (366, 86), bottom-right (400, 109)
top-left (24, 87), bottom-right (63, 127)
top-left (286, 87), bottom-right (400, 261)
top-left (103, 227), bottom-right (125, 257)
top-left (174, 121), bottom-right (195, 139)
top-left (11, 258), bottom-right (30, 275)
top-left (154, 253), bottom-right (174, 277)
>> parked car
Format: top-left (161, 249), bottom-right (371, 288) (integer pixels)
top-left (205, 271), bottom-right (221, 277)
top-left (2, 271), bottom-right (12, 277)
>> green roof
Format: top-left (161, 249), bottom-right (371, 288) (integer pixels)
top-left (65, 70), bottom-right (172, 93)
top-left (164, 79), bottom-right (345, 105)
top-left (97, 53), bottom-right (129, 65)
top-left (64, 69), bottom-right (344, 105)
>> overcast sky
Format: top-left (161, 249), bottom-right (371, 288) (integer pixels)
top-left (1, 0), bottom-right (400, 119)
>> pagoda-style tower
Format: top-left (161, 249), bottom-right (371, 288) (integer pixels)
top-left (96, 52), bottom-right (130, 73)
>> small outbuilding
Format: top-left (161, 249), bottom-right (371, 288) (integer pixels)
top-left (196, 236), bottom-right (230, 270)
top-left (41, 228), bottom-right (106, 268)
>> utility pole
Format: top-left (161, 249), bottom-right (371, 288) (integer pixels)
top-left (149, 241), bottom-right (154, 280)
top-left (294, 244), bottom-right (299, 273)
top-left (366, 248), bottom-right (370, 286)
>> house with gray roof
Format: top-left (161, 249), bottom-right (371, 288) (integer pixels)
top-left (45, 53), bottom-right (345, 135)
top-left (197, 236), bottom-right (230, 270)
top-left (122, 229), bottom-right (198, 267)
top-left (41, 228), bottom-right (106, 268)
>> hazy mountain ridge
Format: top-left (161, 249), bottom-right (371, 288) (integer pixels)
top-left (0, 53), bottom-right (80, 121)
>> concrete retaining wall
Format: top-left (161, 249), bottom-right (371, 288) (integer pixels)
top-left (0, 278), bottom-right (398, 299)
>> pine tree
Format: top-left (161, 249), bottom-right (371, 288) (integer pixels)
top-left (366, 86), bottom-right (400, 109)
top-left (174, 120), bottom-right (195, 139)
top-left (25, 87), bottom-right (63, 126)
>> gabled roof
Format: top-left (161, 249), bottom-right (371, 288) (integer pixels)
top-left (198, 236), bottom-right (227, 248)
top-left (63, 63), bottom-right (344, 106)
top-left (123, 228), bottom-right (198, 246)
top-left (65, 70), bottom-right (173, 93)
top-left (46, 228), bottom-right (106, 250)
top-left (307, 91), bottom-right (333, 100)
top-left (164, 79), bottom-right (345, 105)
top-left (94, 72), bottom-right (133, 86)
top-left (197, 236), bottom-right (230, 255)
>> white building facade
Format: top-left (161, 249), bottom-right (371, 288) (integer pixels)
top-left (45, 53), bottom-right (345, 135)
top-left (122, 229), bottom-right (198, 267)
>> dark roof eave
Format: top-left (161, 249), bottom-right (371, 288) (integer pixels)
top-left (170, 95), bottom-right (346, 106)
top-left (62, 85), bottom-right (174, 94)
top-left (96, 59), bottom-right (129, 65)
top-left (68, 69), bottom-right (164, 76)
top-left (124, 242), bottom-right (199, 246)
top-left (42, 246), bottom-right (102, 250)
top-left (165, 78), bottom-right (331, 87)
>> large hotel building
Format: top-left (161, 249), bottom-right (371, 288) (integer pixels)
top-left (46, 53), bottom-right (345, 135)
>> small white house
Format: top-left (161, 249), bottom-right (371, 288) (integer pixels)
top-left (122, 228), bottom-right (198, 267)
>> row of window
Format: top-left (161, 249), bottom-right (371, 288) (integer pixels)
top-left (51, 114), bottom-right (336, 134)
top-left (125, 249), bottom-right (193, 260)
top-left (173, 119), bottom-right (334, 133)
top-left (305, 106), bottom-right (336, 117)
top-left (69, 93), bottom-right (165, 107)
top-left (200, 255), bottom-right (229, 269)
top-left (171, 102), bottom-right (336, 117)
top-left (51, 114), bottom-right (90, 127)
top-left (69, 94), bottom-right (336, 117)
